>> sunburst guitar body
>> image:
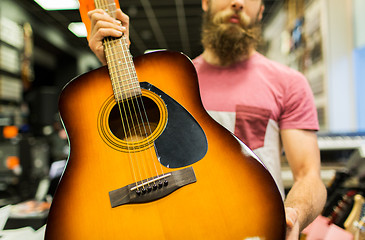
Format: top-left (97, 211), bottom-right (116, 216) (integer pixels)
top-left (44, 1), bottom-right (286, 239)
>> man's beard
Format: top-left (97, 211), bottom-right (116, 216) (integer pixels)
top-left (201, 8), bottom-right (262, 66)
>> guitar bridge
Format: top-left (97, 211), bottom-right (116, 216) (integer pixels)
top-left (109, 167), bottom-right (196, 208)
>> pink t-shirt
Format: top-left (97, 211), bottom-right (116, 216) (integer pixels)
top-left (193, 52), bottom-right (319, 197)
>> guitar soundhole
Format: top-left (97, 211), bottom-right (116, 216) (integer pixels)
top-left (108, 96), bottom-right (161, 141)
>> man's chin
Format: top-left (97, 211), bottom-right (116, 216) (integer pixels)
top-left (214, 51), bottom-right (248, 67)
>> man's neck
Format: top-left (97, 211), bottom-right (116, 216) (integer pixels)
top-left (202, 48), bottom-right (256, 67)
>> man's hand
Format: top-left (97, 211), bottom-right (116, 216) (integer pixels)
top-left (285, 207), bottom-right (300, 240)
top-left (87, 8), bottom-right (130, 65)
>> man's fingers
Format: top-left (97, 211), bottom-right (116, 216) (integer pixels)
top-left (89, 9), bottom-right (127, 38)
top-left (285, 207), bottom-right (298, 228)
top-left (94, 21), bottom-right (124, 36)
top-left (116, 9), bottom-right (129, 26)
top-left (115, 9), bottom-right (130, 45)
top-left (86, 8), bottom-right (131, 64)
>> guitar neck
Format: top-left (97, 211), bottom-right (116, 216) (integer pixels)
top-left (95, 0), bottom-right (141, 102)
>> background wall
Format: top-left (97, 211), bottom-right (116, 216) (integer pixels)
top-left (353, 0), bottom-right (365, 131)
top-left (263, 0), bottom-right (364, 133)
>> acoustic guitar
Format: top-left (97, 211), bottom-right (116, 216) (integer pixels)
top-left (44, 0), bottom-right (285, 239)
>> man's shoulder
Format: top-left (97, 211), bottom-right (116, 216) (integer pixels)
top-left (253, 53), bottom-right (294, 71)
top-left (192, 54), bottom-right (204, 67)
top-left (253, 52), bottom-right (305, 80)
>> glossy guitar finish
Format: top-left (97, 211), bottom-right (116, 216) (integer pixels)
top-left (44, 50), bottom-right (285, 239)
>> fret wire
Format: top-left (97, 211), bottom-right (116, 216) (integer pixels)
top-left (107, 39), bottom-right (129, 49)
top-left (109, 71), bottom-right (137, 82)
top-left (112, 85), bottom-right (140, 94)
top-left (107, 59), bottom-right (136, 69)
top-left (106, 38), bottom-right (130, 53)
top-left (109, 66), bottom-right (137, 77)
top-left (96, 2), bottom-right (117, 18)
top-left (110, 77), bottom-right (137, 86)
top-left (105, 49), bottom-right (131, 62)
top-left (111, 80), bottom-right (141, 92)
top-left (97, 3), bottom-right (141, 101)
top-left (111, 74), bottom-right (138, 81)
top-left (111, 76), bottom-right (138, 85)
top-left (115, 88), bottom-right (142, 97)
top-left (115, 89), bottom-right (142, 101)
top-left (106, 53), bottom-right (130, 59)
top-left (105, 49), bottom-right (134, 66)
top-left (96, 0), bottom-right (162, 198)
top-left (113, 87), bottom-right (140, 94)
top-left (107, 57), bottom-right (134, 66)
top-left (111, 80), bottom-right (139, 88)
top-left (114, 91), bottom-right (140, 99)
top-left (114, 85), bottom-right (141, 94)
top-left (110, 71), bottom-right (137, 79)
top-left (113, 83), bottom-right (141, 94)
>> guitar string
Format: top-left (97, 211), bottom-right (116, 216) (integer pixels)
top-left (117, 41), bottom-right (157, 188)
top-left (114, 20), bottom-right (166, 187)
top-left (104, 3), bottom-right (151, 188)
top-left (104, 0), bottom-right (165, 188)
top-left (111, 42), bottom-right (147, 189)
top-left (99, 0), bottom-right (165, 192)
top-left (135, 91), bottom-right (166, 180)
top-left (97, 0), bottom-right (140, 190)
top-left (108, 1), bottom-right (166, 183)
top-left (115, 21), bottom-right (166, 188)
top-left (104, 9), bottom-right (147, 191)
top-left (114, 41), bottom-right (150, 188)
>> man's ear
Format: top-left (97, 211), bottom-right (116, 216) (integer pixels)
top-left (258, 4), bottom-right (265, 21)
top-left (202, 0), bottom-right (209, 12)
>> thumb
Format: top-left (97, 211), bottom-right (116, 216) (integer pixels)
top-left (285, 207), bottom-right (298, 228)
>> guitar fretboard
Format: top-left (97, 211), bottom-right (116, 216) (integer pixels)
top-left (95, 0), bottom-right (142, 102)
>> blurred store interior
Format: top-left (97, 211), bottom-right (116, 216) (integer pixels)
top-left (0, 0), bottom-right (364, 239)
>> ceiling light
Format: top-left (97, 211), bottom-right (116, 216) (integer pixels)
top-left (68, 22), bottom-right (87, 37)
top-left (34, 0), bottom-right (79, 10)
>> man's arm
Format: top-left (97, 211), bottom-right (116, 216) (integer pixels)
top-left (281, 129), bottom-right (327, 239)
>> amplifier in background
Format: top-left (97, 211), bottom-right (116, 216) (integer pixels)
top-left (25, 87), bottom-right (58, 136)
top-left (0, 141), bottom-right (19, 185)
top-left (0, 137), bottom-right (50, 204)
top-left (18, 137), bottom-right (50, 180)
top-left (0, 141), bottom-right (21, 206)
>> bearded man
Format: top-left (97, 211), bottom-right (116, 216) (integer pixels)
top-left (84, 0), bottom-right (327, 239)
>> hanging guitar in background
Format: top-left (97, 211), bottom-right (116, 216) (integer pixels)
top-left (21, 22), bottom-right (34, 91)
top-left (344, 194), bottom-right (365, 240)
top-left (44, 0), bottom-right (286, 239)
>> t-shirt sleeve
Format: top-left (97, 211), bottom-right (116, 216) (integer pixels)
top-left (279, 71), bottom-right (319, 131)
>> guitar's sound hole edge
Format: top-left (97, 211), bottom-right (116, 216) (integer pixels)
top-left (97, 88), bottom-right (168, 153)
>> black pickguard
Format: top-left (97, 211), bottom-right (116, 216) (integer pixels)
top-left (140, 82), bottom-right (208, 168)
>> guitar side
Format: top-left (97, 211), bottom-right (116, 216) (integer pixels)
top-left (45, 51), bottom-right (285, 240)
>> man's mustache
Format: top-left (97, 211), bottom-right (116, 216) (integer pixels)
top-left (212, 10), bottom-right (251, 28)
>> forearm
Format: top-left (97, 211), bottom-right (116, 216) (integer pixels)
top-left (284, 173), bottom-right (327, 231)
